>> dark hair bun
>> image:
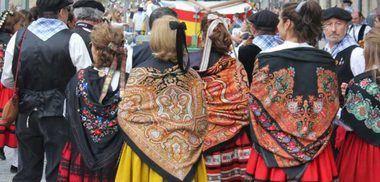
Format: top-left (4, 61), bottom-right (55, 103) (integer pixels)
top-left (281, 0), bottom-right (322, 46)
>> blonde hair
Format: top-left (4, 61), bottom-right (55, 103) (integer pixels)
top-left (91, 23), bottom-right (125, 68)
top-left (364, 28), bottom-right (380, 74)
top-left (104, 9), bottom-right (122, 23)
top-left (150, 15), bottom-right (178, 62)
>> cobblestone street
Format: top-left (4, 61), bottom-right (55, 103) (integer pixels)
top-left (0, 147), bottom-right (16, 182)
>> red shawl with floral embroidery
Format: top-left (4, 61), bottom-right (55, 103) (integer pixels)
top-left (249, 48), bottom-right (340, 168)
top-left (200, 55), bottom-right (250, 152)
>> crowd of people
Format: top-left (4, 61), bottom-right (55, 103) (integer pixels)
top-left (0, 0), bottom-right (378, 182)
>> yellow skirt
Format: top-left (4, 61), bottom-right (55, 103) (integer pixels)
top-left (115, 144), bottom-right (208, 182)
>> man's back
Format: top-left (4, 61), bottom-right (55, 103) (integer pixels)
top-left (15, 28), bottom-right (75, 92)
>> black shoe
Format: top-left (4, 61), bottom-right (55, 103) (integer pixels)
top-left (10, 165), bottom-right (17, 173)
top-left (0, 148), bottom-right (5, 160)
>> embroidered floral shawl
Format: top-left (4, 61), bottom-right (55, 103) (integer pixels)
top-left (65, 68), bottom-right (123, 170)
top-left (199, 56), bottom-right (250, 152)
top-left (118, 66), bottom-right (208, 182)
top-left (341, 70), bottom-right (380, 146)
top-left (249, 48), bottom-right (339, 170)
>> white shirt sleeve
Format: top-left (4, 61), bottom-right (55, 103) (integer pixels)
top-left (1, 32), bottom-right (17, 88)
top-left (364, 26), bottom-right (371, 37)
top-left (69, 33), bottom-right (92, 71)
top-left (350, 47), bottom-right (365, 76)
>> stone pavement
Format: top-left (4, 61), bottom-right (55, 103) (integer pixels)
top-left (0, 147), bottom-right (46, 182)
top-left (0, 147), bottom-right (16, 182)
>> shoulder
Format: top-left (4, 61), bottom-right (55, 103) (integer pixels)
top-left (351, 47), bottom-right (364, 57)
top-left (350, 47), bottom-right (365, 63)
top-left (239, 44), bottom-right (261, 52)
top-left (365, 25), bottom-right (372, 32)
top-left (261, 44), bottom-right (284, 53)
top-left (133, 42), bottom-right (150, 54)
top-left (132, 43), bottom-right (152, 66)
top-left (238, 45), bottom-right (261, 61)
top-left (70, 32), bottom-right (83, 40)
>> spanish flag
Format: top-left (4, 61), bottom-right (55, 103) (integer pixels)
top-left (173, 8), bottom-right (205, 47)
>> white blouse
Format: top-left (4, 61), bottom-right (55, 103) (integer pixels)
top-left (261, 40), bottom-right (313, 53)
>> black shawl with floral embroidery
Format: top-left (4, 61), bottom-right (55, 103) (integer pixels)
top-left (65, 67), bottom-right (123, 170)
top-left (341, 70), bottom-right (380, 146)
top-left (249, 47), bottom-right (340, 178)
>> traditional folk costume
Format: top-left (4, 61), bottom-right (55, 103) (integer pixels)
top-left (199, 55), bottom-right (251, 182)
top-left (239, 10), bottom-right (283, 84)
top-left (0, 10), bottom-right (19, 170)
top-left (1, 12), bottom-right (92, 181)
top-left (195, 16), bottom-right (251, 182)
top-left (57, 66), bottom-right (124, 181)
top-left (0, 31), bottom-right (17, 154)
top-left (246, 41), bottom-right (340, 181)
top-left (116, 56), bottom-right (208, 181)
top-left (348, 23), bottom-right (371, 44)
top-left (72, 0), bottom-right (106, 60)
top-left (322, 8), bottom-right (367, 157)
top-left (324, 34), bottom-right (365, 157)
top-left (73, 22), bottom-right (93, 55)
top-left (337, 70), bottom-right (380, 182)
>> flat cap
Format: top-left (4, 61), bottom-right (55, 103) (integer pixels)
top-left (322, 7), bottom-right (352, 21)
top-left (73, 0), bottom-right (105, 13)
top-left (343, 0), bottom-right (352, 4)
top-left (248, 10), bottom-right (279, 29)
top-left (37, 0), bottom-right (73, 12)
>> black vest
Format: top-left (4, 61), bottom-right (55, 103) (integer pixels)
top-left (357, 25), bottom-right (367, 42)
top-left (12, 28), bottom-right (76, 116)
top-left (335, 45), bottom-right (358, 105)
top-left (350, 24), bottom-right (368, 42)
top-left (73, 22), bottom-right (92, 60)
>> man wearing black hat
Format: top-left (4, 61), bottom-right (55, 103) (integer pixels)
top-left (322, 7), bottom-right (365, 105)
top-left (343, 0), bottom-right (353, 13)
top-left (322, 7), bottom-right (365, 158)
top-left (238, 10), bottom-right (283, 83)
top-left (73, 0), bottom-right (105, 57)
top-left (1, 0), bottom-right (92, 181)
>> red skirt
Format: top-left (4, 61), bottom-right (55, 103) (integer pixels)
top-left (337, 133), bottom-right (380, 182)
top-left (0, 85), bottom-right (16, 148)
top-left (204, 131), bottom-right (252, 182)
top-left (57, 142), bottom-right (116, 182)
top-left (246, 144), bottom-right (337, 182)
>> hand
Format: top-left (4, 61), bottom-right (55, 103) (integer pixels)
top-left (0, 120), bottom-right (12, 127)
top-left (341, 82), bottom-right (348, 95)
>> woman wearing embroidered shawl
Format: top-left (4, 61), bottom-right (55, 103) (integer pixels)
top-left (0, 11), bottom-right (24, 171)
top-left (57, 23), bottom-right (125, 182)
top-left (115, 15), bottom-right (208, 182)
top-left (337, 28), bottom-right (380, 182)
top-left (192, 13), bottom-right (251, 182)
top-left (246, 1), bottom-right (340, 181)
